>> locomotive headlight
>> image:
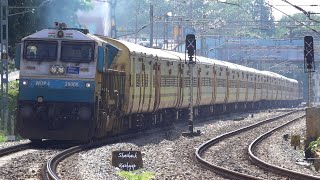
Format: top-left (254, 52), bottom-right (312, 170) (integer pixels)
top-left (50, 65), bottom-right (58, 74)
top-left (37, 96), bottom-right (44, 103)
top-left (85, 82), bottom-right (91, 88)
top-left (22, 80), bottom-right (28, 86)
top-left (57, 30), bottom-right (64, 38)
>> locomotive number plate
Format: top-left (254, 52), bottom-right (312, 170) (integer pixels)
top-left (65, 81), bottom-right (79, 88)
top-left (35, 80), bottom-right (50, 87)
top-left (67, 67), bottom-right (80, 74)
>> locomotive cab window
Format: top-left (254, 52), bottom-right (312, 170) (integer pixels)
top-left (24, 40), bottom-right (57, 61)
top-left (61, 42), bottom-right (94, 63)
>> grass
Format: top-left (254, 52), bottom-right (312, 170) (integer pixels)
top-left (0, 131), bottom-right (6, 142)
top-left (117, 170), bottom-right (155, 180)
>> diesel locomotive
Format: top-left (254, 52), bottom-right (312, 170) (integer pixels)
top-left (15, 23), bottom-right (303, 141)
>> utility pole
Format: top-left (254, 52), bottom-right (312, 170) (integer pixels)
top-left (135, 1), bottom-right (139, 44)
top-left (149, 4), bottom-right (153, 48)
top-left (0, 0), bottom-right (9, 138)
top-left (110, 0), bottom-right (117, 38)
top-left (164, 14), bottom-right (168, 49)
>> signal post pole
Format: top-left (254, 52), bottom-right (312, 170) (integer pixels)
top-left (182, 34), bottom-right (200, 137)
top-left (304, 36), bottom-right (316, 159)
top-left (0, 0), bottom-right (9, 137)
top-left (304, 36), bottom-right (315, 107)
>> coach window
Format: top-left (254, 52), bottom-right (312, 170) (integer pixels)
top-left (61, 41), bottom-right (94, 63)
top-left (24, 40), bottom-right (57, 61)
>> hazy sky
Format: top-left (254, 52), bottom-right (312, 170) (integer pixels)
top-left (268, 0), bottom-right (320, 20)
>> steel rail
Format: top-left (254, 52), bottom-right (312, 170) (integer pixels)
top-left (248, 114), bottom-right (320, 180)
top-left (195, 110), bottom-right (300, 180)
top-left (0, 143), bottom-right (32, 157)
top-left (44, 126), bottom-right (174, 180)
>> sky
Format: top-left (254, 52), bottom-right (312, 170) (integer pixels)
top-left (268, 0), bottom-right (320, 20)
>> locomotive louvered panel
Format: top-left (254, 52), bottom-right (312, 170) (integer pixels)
top-left (105, 70), bottom-right (126, 108)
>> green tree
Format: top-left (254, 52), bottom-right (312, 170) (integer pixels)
top-left (252, 0), bottom-right (276, 37)
top-left (275, 13), bottom-right (320, 39)
top-left (115, 0), bottom-right (278, 39)
top-left (8, 0), bottom-right (92, 56)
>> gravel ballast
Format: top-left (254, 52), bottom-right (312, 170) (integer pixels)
top-left (57, 110), bottom-right (317, 180)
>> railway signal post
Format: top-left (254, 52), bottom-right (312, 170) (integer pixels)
top-left (304, 36), bottom-right (315, 107)
top-left (182, 34), bottom-right (201, 137)
top-left (0, 0), bottom-right (9, 137)
top-left (304, 36), bottom-right (316, 159)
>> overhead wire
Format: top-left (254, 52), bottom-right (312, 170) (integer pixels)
top-left (265, 2), bottom-right (320, 35)
top-left (281, 0), bottom-right (320, 23)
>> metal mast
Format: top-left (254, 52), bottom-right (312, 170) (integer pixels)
top-left (110, 0), bottom-right (116, 38)
top-left (0, 0), bottom-right (9, 135)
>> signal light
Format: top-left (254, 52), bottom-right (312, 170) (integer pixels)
top-left (186, 34), bottom-right (196, 57)
top-left (304, 36), bottom-right (315, 71)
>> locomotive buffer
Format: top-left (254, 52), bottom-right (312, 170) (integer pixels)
top-left (182, 34), bottom-right (201, 137)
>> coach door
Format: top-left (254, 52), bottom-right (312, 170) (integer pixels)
top-left (153, 61), bottom-right (161, 112)
top-left (175, 63), bottom-right (183, 109)
top-left (211, 66), bottom-right (217, 104)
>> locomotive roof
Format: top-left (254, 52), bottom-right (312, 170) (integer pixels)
top-left (22, 29), bottom-right (95, 41)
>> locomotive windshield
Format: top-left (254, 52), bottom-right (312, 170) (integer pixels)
top-left (24, 40), bottom-right (57, 61)
top-left (61, 42), bottom-right (94, 63)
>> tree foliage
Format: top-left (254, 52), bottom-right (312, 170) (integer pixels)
top-left (115, 0), bottom-right (277, 39)
top-left (275, 13), bottom-right (320, 39)
top-left (8, 0), bottom-right (92, 54)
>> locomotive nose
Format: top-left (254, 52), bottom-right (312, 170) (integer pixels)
top-left (20, 105), bottom-right (33, 119)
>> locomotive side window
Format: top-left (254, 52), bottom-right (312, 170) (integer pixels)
top-left (24, 40), bottom-right (57, 61)
top-left (61, 42), bottom-right (94, 63)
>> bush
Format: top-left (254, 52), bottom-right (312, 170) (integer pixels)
top-left (308, 137), bottom-right (320, 153)
top-left (0, 80), bottom-right (19, 136)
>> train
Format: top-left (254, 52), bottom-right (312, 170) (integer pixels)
top-left (14, 23), bottom-right (303, 141)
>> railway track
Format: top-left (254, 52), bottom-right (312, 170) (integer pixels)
top-left (42, 126), bottom-right (173, 180)
top-left (195, 110), bottom-right (316, 179)
top-left (0, 141), bottom-right (76, 179)
top-left (248, 114), bottom-right (320, 180)
top-left (0, 142), bottom-right (32, 158)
